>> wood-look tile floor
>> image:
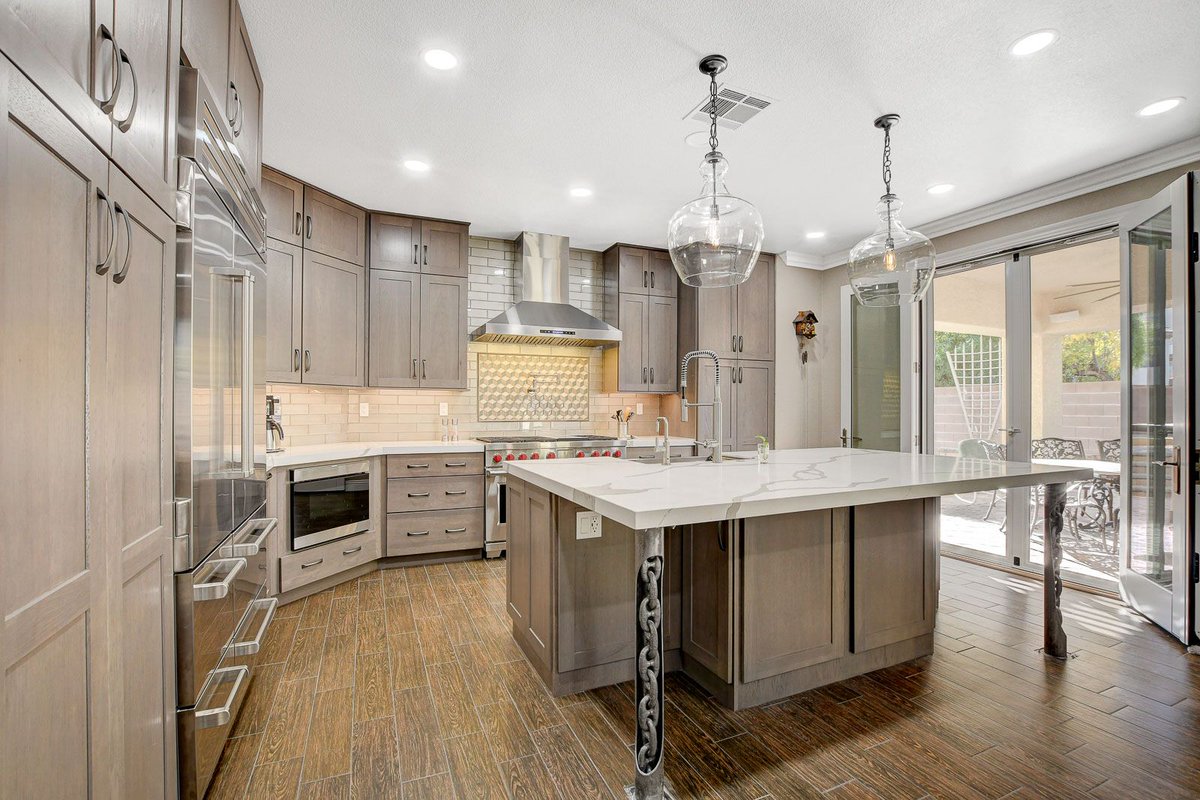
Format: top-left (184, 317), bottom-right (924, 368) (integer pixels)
top-left (209, 556), bottom-right (1200, 800)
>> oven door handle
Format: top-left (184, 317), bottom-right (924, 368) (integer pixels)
top-left (486, 467), bottom-right (506, 477)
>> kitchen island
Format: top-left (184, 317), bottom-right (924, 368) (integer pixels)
top-left (505, 447), bottom-right (1092, 800)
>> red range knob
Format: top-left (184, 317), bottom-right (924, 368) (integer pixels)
top-left (591, 450), bottom-right (600, 457)
top-left (603, 450), bottom-right (611, 457)
top-left (547, 452), bottom-right (557, 459)
top-left (518, 453), bottom-right (528, 460)
top-left (492, 454), bottom-right (502, 463)
top-left (505, 453), bottom-right (515, 461)
top-left (576, 451), bottom-right (585, 458)
top-left (531, 452), bottom-right (540, 459)
top-left (612, 450), bottom-right (621, 458)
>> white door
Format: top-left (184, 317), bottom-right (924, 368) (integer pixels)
top-left (839, 285), bottom-right (920, 451)
top-left (1118, 172), bottom-right (1197, 645)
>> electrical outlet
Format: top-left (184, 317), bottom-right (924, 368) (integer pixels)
top-left (359, 402), bottom-right (369, 417)
top-left (576, 511), bottom-right (602, 540)
top-left (635, 402), bottom-right (644, 416)
top-left (439, 402), bottom-right (449, 416)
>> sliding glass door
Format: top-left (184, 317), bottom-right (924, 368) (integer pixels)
top-left (1118, 172), bottom-right (1197, 645)
top-left (839, 286), bottom-right (919, 451)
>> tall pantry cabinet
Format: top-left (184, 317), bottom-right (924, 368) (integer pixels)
top-left (0, 49), bottom-right (176, 800)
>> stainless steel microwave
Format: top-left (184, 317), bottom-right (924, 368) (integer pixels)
top-left (290, 460), bottom-right (371, 550)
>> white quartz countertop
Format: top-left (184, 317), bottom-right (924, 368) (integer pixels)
top-left (505, 447), bottom-right (1095, 530)
top-left (621, 436), bottom-right (699, 449)
top-left (266, 440), bottom-right (484, 469)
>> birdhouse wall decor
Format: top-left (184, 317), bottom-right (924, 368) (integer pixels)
top-left (793, 310), bottom-right (818, 339)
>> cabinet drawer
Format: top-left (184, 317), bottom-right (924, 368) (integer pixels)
top-left (279, 530), bottom-right (379, 593)
top-left (386, 452), bottom-right (483, 478)
top-left (387, 476), bottom-right (483, 512)
top-left (386, 509), bottom-right (484, 556)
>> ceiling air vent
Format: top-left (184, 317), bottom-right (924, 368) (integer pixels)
top-left (687, 85), bottom-right (774, 130)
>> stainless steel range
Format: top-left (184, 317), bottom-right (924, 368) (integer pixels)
top-left (480, 433), bottom-right (623, 557)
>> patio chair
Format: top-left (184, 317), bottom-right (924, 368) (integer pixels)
top-left (1031, 437), bottom-right (1086, 459)
top-left (1030, 437), bottom-right (1086, 538)
top-left (957, 438), bottom-right (1006, 521)
top-left (1098, 439), bottom-right (1120, 462)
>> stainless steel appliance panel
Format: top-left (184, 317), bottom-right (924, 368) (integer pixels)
top-left (290, 460), bottom-right (372, 550)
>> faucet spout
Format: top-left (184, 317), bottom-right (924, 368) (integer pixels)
top-left (678, 350), bottom-right (723, 463)
top-left (655, 417), bottom-right (671, 465)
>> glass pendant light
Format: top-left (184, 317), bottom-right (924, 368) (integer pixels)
top-left (848, 114), bottom-right (936, 307)
top-left (667, 55), bottom-right (764, 288)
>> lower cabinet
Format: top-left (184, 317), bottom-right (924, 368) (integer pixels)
top-left (384, 452), bottom-right (484, 556)
top-left (279, 529), bottom-right (380, 593)
top-left (692, 360), bottom-right (774, 450)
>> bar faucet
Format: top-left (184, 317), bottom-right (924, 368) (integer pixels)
top-left (655, 417), bottom-right (670, 465)
top-left (679, 350), bottom-right (722, 463)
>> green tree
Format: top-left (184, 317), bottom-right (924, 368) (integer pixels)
top-left (1061, 330), bottom-right (1120, 382)
top-left (934, 332), bottom-right (1003, 387)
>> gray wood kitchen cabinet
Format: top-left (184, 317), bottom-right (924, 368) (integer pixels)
top-left (507, 478), bottom-right (530, 628)
top-left (181, 0), bottom-right (232, 103)
top-left (646, 295), bottom-right (678, 392)
top-left (370, 214), bottom-right (469, 278)
top-left (262, 166), bottom-right (304, 245)
top-left (418, 275), bottom-right (469, 388)
top-left (604, 243), bottom-right (678, 297)
top-left (683, 522), bottom-right (733, 682)
top-left (304, 186), bottom-right (367, 266)
top-left (613, 293), bottom-right (647, 392)
top-left (736, 254), bottom-right (774, 361)
top-left (265, 239), bottom-right (304, 383)
top-left (648, 249), bottom-right (679, 297)
top-left (0, 59), bottom-right (175, 797)
top-left (227, 1), bottom-right (262, 192)
top-left (602, 245), bottom-right (680, 393)
top-left (680, 252), bottom-right (774, 362)
top-left (368, 270), bottom-right (420, 388)
top-left (302, 250), bottom-right (366, 386)
top-left (732, 361), bottom-right (774, 450)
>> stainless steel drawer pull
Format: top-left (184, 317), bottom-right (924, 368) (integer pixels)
top-left (293, 348), bottom-right (301, 372)
top-left (408, 491), bottom-right (430, 498)
top-left (220, 517), bottom-right (277, 558)
top-left (96, 24), bottom-right (122, 115)
top-left (445, 490), bottom-right (467, 496)
top-left (226, 598), bottom-right (278, 657)
top-left (413, 244), bottom-right (419, 265)
top-left (194, 558), bottom-right (246, 601)
top-left (95, 188), bottom-right (116, 275)
top-left (300, 558), bottom-right (324, 569)
top-left (305, 215), bottom-right (313, 239)
top-left (195, 666), bottom-right (249, 730)
top-left (342, 545), bottom-right (363, 555)
top-left (114, 48), bottom-right (138, 132)
top-left (407, 464), bottom-right (430, 469)
top-left (294, 211), bottom-right (302, 236)
top-left (445, 527), bottom-right (467, 534)
top-left (111, 204), bottom-right (133, 284)
top-left (445, 462), bottom-right (467, 468)
top-left (412, 358), bottom-right (418, 379)
top-left (407, 530), bottom-right (430, 537)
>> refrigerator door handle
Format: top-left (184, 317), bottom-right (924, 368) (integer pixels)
top-left (241, 273), bottom-right (256, 478)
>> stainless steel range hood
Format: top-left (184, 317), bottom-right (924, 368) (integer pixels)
top-left (470, 232), bottom-right (621, 348)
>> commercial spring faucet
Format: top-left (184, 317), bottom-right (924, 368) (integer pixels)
top-left (655, 416), bottom-right (670, 465)
top-left (679, 350), bottom-right (722, 463)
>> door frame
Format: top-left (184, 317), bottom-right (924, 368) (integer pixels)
top-left (1117, 172), bottom-right (1196, 645)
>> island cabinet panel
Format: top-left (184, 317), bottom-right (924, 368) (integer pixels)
top-left (852, 499), bottom-right (938, 652)
top-left (507, 478), bottom-right (530, 629)
top-left (682, 522), bottom-right (733, 682)
top-left (527, 484), bottom-right (554, 666)
top-left (740, 510), bottom-right (845, 682)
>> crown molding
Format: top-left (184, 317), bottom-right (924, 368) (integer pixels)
top-left (818, 135), bottom-right (1200, 269)
top-left (782, 250), bottom-right (828, 269)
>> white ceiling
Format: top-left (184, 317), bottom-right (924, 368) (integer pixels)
top-left (243, 0), bottom-right (1200, 260)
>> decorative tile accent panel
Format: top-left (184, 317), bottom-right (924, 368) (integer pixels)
top-left (477, 353), bottom-right (589, 422)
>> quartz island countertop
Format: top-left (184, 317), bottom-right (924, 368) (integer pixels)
top-left (505, 447), bottom-right (1094, 530)
top-left (265, 440), bottom-right (485, 469)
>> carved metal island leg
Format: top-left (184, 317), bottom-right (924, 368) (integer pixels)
top-left (627, 526), bottom-right (676, 800)
top-left (1042, 482), bottom-right (1070, 660)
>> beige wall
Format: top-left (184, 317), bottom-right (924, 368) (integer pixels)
top-left (772, 257), bottom-right (824, 448)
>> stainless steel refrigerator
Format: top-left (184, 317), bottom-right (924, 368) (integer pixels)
top-left (173, 65), bottom-right (277, 799)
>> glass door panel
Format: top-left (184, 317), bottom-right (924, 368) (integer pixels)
top-left (840, 288), bottom-right (918, 452)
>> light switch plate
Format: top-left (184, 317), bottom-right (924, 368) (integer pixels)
top-left (439, 402), bottom-right (449, 416)
top-left (635, 402), bottom-right (644, 416)
top-left (576, 511), bottom-right (602, 540)
top-left (359, 402), bottom-right (369, 417)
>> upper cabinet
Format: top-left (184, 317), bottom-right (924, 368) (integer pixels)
top-left (648, 250), bottom-right (678, 297)
top-left (609, 244), bottom-right (677, 297)
top-left (370, 214), bottom-right (469, 278)
top-left (305, 187), bottom-right (368, 265)
top-left (602, 245), bottom-right (680, 393)
top-left (0, 0), bottom-right (182, 214)
top-left (301, 250), bottom-right (366, 386)
top-left (681, 253), bottom-right (774, 363)
top-left (736, 255), bottom-right (774, 361)
top-left (262, 167), bottom-right (304, 245)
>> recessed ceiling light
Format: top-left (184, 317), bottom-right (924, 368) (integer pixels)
top-left (1137, 97), bottom-right (1185, 117)
top-left (805, 231), bottom-right (826, 240)
top-left (684, 131), bottom-right (710, 148)
top-left (569, 187), bottom-right (593, 198)
top-left (1009, 30), bottom-right (1057, 56)
top-left (422, 49), bottom-right (458, 70)
top-left (927, 183), bottom-right (955, 195)
top-left (403, 159), bottom-right (430, 172)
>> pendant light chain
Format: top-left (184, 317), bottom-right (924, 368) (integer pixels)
top-left (708, 72), bottom-right (720, 154)
top-left (881, 125), bottom-right (893, 195)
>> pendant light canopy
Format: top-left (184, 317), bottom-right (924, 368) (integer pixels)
top-left (667, 55), bottom-right (764, 288)
top-left (848, 114), bottom-right (936, 307)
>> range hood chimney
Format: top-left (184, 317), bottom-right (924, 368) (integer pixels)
top-left (470, 232), bottom-right (621, 348)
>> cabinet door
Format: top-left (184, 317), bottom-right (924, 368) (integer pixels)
top-left (694, 360), bottom-right (733, 450)
top-left (527, 483), bottom-right (553, 664)
top-left (265, 240), bottom-right (303, 383)
top-left (304, 187), bottom-right (367, 265)
top-left (227, 1), bottom-right (262, 191)
top-left (106, 168), bottom-right (177, 799)
top-left (507, 478), bottom-right (530, 626)
top-left (733, 362), bottom-right (773, 450)
top-left (696, 284), bottom-right (737, 360)
top-left (0, 0), bottom-right (114, 151)
top-left (420, 220), bottom-right (469, 278)
top-left (180, 0), bottom-right (231, 104)
top-left (648, 250), bottom-right (678, 297)
top-left (646, 295), bottom-right (677, 392)
top-left (617, 293), bottom-right (649, 391)
top-left (368, 270), bottom-right (420, 388)
top-left (301, 251), bottom-right (365, 385)
top-left (369, 214), bottom-right (421, 272)
top-left (736, 254), bottom-right (773, 361)
top-left (852, 500), bottom-right (937, 652)
top-left (417, 275), bottom-right (468, 388)
top-left (0, 60), bottom-right (113, 798)
top-left (262, 167), bottom-right (304, 245)
top-left (110, 0), bottom-right (181, 214)
top-left (682, 523), bottom-right (732, 682)
top-left (618, 246), bottom-right (651, 294)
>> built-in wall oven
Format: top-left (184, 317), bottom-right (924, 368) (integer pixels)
top-left (290, 460), bottom-right (372, 550)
